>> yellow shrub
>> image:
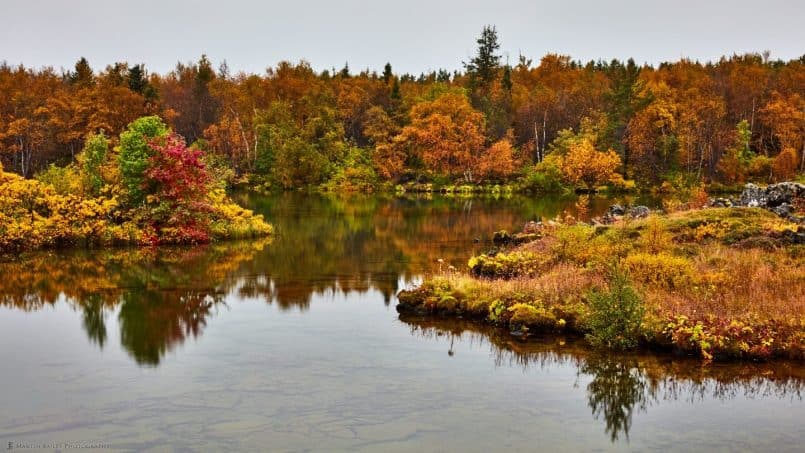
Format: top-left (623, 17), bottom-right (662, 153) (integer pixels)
top-left (621, 252), bottom-right (697, 290)
top-left (507, 303), bottom-right (558, 329)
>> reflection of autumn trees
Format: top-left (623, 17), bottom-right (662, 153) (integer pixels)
top-left (0, 241), bottom-right (269, 365)
top-left (233, 193), bottom-right (625, 310)
top-left (400, 315), bottom-right (804, 442)
top-left (2, 194), bottom-right (640, 362)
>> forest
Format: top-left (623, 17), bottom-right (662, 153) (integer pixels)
top-left (1, 26), bottom-right (803, 194)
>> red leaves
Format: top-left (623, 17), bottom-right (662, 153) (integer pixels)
top-left (144, 133), bottom-right (212, 244)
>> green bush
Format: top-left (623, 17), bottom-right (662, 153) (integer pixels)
top-left (518, 158), bottom-right (569, 193)
top-left (118, 116), bottom-right (169, 205)
top-left (586, 271), bottom-right (645, 349)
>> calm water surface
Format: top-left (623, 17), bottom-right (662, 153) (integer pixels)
top-left (1, 193), bottom-right (802, 452)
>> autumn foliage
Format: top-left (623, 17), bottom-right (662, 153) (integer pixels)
top-left (560, 139), bottom-right (623, 190)
top-left (144, 134), bottom-right (213, 243)
top-left (0, 27), bottom-right (802, 195)
top-left (0, 116), bottom-right (271, 253)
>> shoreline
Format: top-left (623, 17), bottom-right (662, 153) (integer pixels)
top-left (396, 204), bottom-right (804, 363)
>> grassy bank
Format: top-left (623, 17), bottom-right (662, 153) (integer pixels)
top-left (398, 207), bottom-right (804, 361)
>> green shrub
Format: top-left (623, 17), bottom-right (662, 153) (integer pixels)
top-left (79, 132), bottom-right (109, 196)
top-left (34, 164), bottom-right (82, 195)
top-left (586, 272), bottom-right (645, 349)
top-left (507, 303), bottom-right (557, 329)
top-left (519, 158), bottom-right (568, 193)
top-left (118, 116), bottom-right (169, 205)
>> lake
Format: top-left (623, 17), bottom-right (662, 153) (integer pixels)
top-left (1, 193), bottom-right (802, 452)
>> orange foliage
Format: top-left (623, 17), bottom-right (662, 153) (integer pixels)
top-left (560, 139), bottom-right (622, 190)
top-left (476, 137), bottom-right (517, 181)
top-left (395, 92), bottom-right (485, 179)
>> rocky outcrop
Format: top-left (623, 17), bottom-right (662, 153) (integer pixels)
top-left (592, 204), bottom-right (653, 225)
top-left (493, 229), bottom-right (542, 246)
top-left (739, 182), bottom-right (804, 208)
top-left (738, 182), bottom-right (804, 222)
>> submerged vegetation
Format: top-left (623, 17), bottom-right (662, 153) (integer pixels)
top-left (398, 205), bottom-right (805, 362)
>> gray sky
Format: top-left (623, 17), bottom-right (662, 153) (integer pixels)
top-left (1, 0), bottom-right (803, 75)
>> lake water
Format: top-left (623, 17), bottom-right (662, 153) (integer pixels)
top-left (1, 193), bottom-right (803, 452)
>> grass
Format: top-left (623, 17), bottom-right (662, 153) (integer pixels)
top-left (398, 207), bottom-right (805, 361)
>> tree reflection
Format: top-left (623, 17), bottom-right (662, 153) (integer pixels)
top-left (579, 356), bottom-right (654, 442)
top-left (399, 314), bottom-right (805, 443)
top-left (82, 293), bottom-right (107, 348)
top-left (0, 241), bottom-right (267, 365)
top-left (0, 193), bottom-right (638, 365)
top-left (233, 192), bottom-right (619, 309)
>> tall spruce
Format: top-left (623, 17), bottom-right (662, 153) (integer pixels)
top-left (464, 25), bottom-right (501, 88)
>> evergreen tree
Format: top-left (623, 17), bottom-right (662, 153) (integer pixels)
top-left (382, 62), bottom-right (393, 84)
top-left (390, 77), bottom-right (401, 101)
top-left (463, 25), bottom-right (501, 88)
top-left (127, 64), bottom-right (147, 94)
top-left (70, 57), bottom-right (95, 87)
top-left (502, 64), bottom-right (512, 92)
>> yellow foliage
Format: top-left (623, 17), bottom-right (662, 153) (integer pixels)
top-left (0, 167), bottom-right (271, 253)
top-left (621, 252), bottom-right (696, 290)
top-left (560, 139), bottom-right (623, 190)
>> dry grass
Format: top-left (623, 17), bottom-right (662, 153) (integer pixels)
top-left (399, 206), bottom-right (805, 361)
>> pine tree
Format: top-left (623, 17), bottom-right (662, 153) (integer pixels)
top-left (70, 57), bottom-right (95, 87)
top-left (340, 62), bottom-right (351, 78)
top-left (382, 62), bottom-right (393, 84)
top-left (463, 25), bottom-right (501, 88)
top-left (127, 64), bottom-right (147, 93)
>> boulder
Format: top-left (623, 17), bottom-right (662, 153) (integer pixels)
top-left (608, 204), bottom-right (626, 216)
top-left (771, 203), bottom-right (793, 218)
top-left (765, 182), bottom-right (805, 207)
top-left (492, 230), bottom-right (512, 245)
top-left (628, 206), bottom-right (651, 219)
top-left (740, 182), bottom-right (805, 208)
top-left (512, 233), bottom-right (541, 245)
top-left (709, 198), bottom-right (733, 208)
top-left (739, 183), bottom-right (764, 207)
top-left (523, 220), bottom-right (542, 234)
top-left (780, 226), bottom-right (805, 245)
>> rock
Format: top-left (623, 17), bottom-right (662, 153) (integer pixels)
top-left (628, 205), bottom-right (651, 219)
top-left (492, 230), bottom-right (512, 245)
top-left (740, 182), bottom-right (805, 208)
top-left (523, 221), bottom-right (542, 234)
top-left (765, 182), bottom-right (805, 207)
top-left (771, 203), bottom-right (793, 218)
top-left (512, 233), bottom-right (541, 245)
top-left (740, 183), bottom-right (764, 207)
top-left (710, 197), bottom-right (733, 208)
top-left (780, 227), bottom-right (805, 245)
top-left (608, 204), bottom-right (626, 216)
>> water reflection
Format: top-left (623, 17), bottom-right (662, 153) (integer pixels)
top-left (0, 241), bottom-right (268, 365)
top-left (233, 192), bottom-right (621, 308)
top-left (0, 194), bottom-right (802, 449)
top-left (399, 314), bottom-right (804, 442)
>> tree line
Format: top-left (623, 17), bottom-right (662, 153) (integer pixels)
top-left (1, 26), bottom-right (803, 190)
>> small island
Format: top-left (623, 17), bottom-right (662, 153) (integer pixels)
top-left (398, 184), bottom-right (804, 362)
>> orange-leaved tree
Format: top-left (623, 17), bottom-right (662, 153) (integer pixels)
top-left (394, 92), bottom-right (485, 180)
top-left (561, 138), bottom-right (623, 190)
top-left (476, 134), bottom-right (517, 181)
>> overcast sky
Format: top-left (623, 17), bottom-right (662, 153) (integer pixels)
top-left (1, 0), bottom-right (803, 75)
